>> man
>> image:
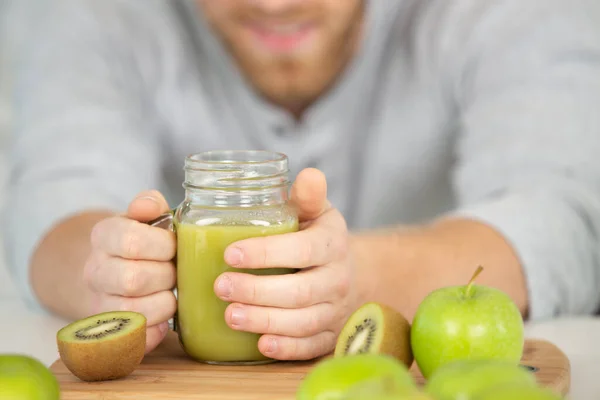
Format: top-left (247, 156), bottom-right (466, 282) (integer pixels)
top-left (4, 0), bottom-right (600, 360)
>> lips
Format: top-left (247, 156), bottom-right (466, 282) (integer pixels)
top-left (259, 23), bottom-right (310, 35)
top-left (247, 22), bottom-right (316, 53)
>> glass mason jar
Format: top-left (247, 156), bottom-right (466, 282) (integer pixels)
top-left (151, 150), bottom-right (299, 365)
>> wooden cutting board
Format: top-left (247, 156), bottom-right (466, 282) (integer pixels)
top-left (50, 331), bottom-right (570, 399)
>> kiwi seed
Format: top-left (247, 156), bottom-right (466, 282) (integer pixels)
top-left (334, 302), bottom-right (414, 368)
top-left (56, 311), bottom-right (147, 382)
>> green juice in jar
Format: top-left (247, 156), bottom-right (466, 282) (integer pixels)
top-left (175, 216), bottom-right (299, 364)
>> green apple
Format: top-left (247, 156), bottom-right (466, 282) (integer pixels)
top-left (296, 353), bottom-right (418, 400)
top-left (399, 394), bottom-right (436, 400)
top-left (424, 359), bottom-right (537, 400)
top-left (474, 384), bottom-right (562, 400)
top-left (338, 374), bottom-right (421, 400)
top-left (411, 266), bottom-right (524, 378)
top-left (342, 392), bottom-right (434, 400)
top-left (0, 354), bottom-right (61, 399)
top-left (343, 390), bottom-right (436, 400)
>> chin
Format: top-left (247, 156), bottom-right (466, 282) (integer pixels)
top-left (256, 73), bottom-right (323, 110)
top-left (241, 56), bottom-right (330, 108)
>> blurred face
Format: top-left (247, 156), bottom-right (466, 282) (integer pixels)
top-left (196, 0), bottom-right (365, 117)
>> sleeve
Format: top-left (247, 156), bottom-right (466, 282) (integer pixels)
top-left (445, 0), bottom-right (600, 320)
top-left (1, 0), bottom-right (166, 310)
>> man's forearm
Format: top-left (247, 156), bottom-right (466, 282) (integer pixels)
top-left (350, 217), bottom-right (529, 322)
top-left (29, 211), bottom-right (115, 321)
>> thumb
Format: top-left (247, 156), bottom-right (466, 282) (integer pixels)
top-left (290, 168), bottom-right (331, 222)
top-left (126, 190), bottom-right (171, 223)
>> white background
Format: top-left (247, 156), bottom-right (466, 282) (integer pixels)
top-left (0, 3), bottom-right (598, 398)
top-left (0, 0), bottom-right (23, 297)
top-left (0, 0), bottom-right (15, 296)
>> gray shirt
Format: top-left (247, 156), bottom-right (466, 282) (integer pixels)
top-left (4, 0), bottom-right (600, 320)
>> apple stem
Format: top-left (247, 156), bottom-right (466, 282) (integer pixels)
top-left (465, 265), bottom-right (484, 298)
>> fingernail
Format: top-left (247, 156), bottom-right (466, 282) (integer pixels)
top-left (137, 195), bottom-right (158, 203)
top-left (230, 307), bottom-right (245, 327)
top-left (266, 338), bottom-right (278, 354)
top-left (216, 275), bottom-right (232, 298)
top-left (159, 321), bottom-right (168, 334)
top-left (224, 247), bottom-right (244, 266)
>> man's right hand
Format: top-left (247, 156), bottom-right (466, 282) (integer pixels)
top-left (83, 190), bottom-right (177, 353)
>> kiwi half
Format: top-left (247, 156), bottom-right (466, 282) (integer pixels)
top-left (56, 311), bottom-right (146, 382)
top-left (334, 302), bottom-right (413, 368)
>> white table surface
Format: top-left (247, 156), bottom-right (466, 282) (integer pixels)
top-left (0, 238), bottom-right (599, 399)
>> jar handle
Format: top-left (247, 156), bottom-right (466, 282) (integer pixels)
top-left (147, 209), bottom-right (175, 231)
top-left (147, 209), bottom-right (178, 333)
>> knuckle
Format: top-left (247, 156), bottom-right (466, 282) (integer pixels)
top-left (89, 220), bottom-right (106, 249)
top-left (264, 310), bottom-right (275, 333)
top-left (305, 312), bottom-right (321, 336)
top-left (293, 283), bottom-right (312, 308)
top-left (259, 238), bottom-right (271, 267)
top-left (290, 339), bottom-right (300, 359)
top-left (250, 281), bottom-right (259, 303)
top-left (82, 256), bottom-right (96, 287)
top-left (122, 227), bottom-right (142, 259)
top-left (259, 236), bottom-right (287, 268)
top-left (122, 262), bottom-right (141, 296)
top-left (334, 272), bottom-right (351, 299)
top-left (299, 239), bottom-right (313, 266)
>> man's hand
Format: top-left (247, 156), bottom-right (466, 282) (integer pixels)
top-left (82, 191), bottom-right (177, 354)
top-left (214, 168), bottom-right (360, 360)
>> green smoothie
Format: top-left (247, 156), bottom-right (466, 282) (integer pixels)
top-left (175, 217), bottom-right (299, 364)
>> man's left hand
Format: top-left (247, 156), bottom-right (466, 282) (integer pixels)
top-left (213, 168), bottom-right (360, 360)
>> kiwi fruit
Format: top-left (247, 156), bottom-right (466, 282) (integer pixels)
top-left (334, 302), bottom-right (413, 368)
top-left (56, 310), bottom-right (146, 382)
top-left (296, 353), bottom-right (417, 400)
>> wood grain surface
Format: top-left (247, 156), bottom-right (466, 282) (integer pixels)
top-left (50, 331), bottom-right (571, 399)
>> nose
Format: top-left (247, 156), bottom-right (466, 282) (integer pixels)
top-left (249, 0), bottom-right (304, 13)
